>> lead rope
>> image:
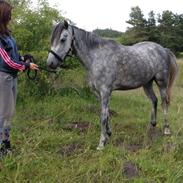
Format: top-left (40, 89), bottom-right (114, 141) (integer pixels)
top-left (26, 65), bottom-right (57, 80)
top-left (23, 55), bottom-right (57, 80)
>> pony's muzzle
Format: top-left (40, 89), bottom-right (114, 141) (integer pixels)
top-left (49, 62), bottom-right (58, 69)
top-left (47, 56), bottom-right (58, 69)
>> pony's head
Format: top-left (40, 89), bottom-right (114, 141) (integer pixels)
top-left (47, 20), bottom-right (74, 69)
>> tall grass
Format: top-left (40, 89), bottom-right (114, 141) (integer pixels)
top-left (0, 60), bottom-right (183, 182)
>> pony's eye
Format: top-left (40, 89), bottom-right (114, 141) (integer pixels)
top-left (60, 34), bottom-right (68, 43)
top-left (60, 38), bottom-right (66, 43)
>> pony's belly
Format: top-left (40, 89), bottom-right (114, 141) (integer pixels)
top-left (113, 77), bottom-right (152, 90)
top-left (113, 83), bottom-right (143, 90)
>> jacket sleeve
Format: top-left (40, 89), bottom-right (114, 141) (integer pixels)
top-left (0, 47), bottom-right (30, 71)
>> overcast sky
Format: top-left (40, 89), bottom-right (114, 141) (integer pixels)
top-left (32, 0), bottom-right (183, 32)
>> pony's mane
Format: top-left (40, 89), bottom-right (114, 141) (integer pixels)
top-left (51, 22), bottom-right (65, 44)
top-left (71, 25), bottom-right (108, 49)
top-left (51, 22), bottom-right (110, 48)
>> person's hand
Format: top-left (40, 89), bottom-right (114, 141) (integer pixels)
top-left (23, 54), bottom-right (34, 63)
top-left (30, 63), bottom-right (39, 70)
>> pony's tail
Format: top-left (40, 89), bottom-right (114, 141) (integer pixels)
top-left (166, 49), bottom-right (178, 104)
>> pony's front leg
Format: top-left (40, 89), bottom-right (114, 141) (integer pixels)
top-left (97, 93), bottom-right (111, 150)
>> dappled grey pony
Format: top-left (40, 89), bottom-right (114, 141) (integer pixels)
top-left (47, 20), bottom-right (178, 150)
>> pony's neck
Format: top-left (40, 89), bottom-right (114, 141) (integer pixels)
top-left (72, 26), bottom-right (103, 70)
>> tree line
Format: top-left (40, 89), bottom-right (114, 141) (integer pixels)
top-left (120, 6), bottom-right (183, 54)
top-left (93, 28), bottom-right (122, 38)
top-left (93, 7), bottom-right (183, 55)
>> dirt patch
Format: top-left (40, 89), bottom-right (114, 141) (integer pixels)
top-left (123, 161), bottom-right (139, 178)
top-left (114, 137), bottom-right (143, 152)
top-left (113, 122), bottom-right (140, 134)
top-left (62, 121), bottom-right (91, 133)
top-left (127, 143), bottom-right (143, 152)
top-left (113, 123), bottom-right (144, 152)
top-left (114, 136), bottom-right (125, 147)
top-left (163, 142), bottom-right (176, 153)
top-left (147, 125), bottom-right (162, 142)
top-left (58, 143), bottom-right (84, 156)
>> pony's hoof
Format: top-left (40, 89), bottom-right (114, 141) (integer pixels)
top-left (97, 145), bottom-right (104, 150)
top-left (163, 127), bottom-right (171, 135)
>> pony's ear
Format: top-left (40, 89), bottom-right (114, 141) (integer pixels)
top-left (63, 20), bottom-right (69, 29)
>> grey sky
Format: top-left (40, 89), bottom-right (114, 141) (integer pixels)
top-left (32, 0), bottom-right (183, 32)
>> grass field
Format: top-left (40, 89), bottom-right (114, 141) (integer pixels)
top-left (0, 59), bottom-right (183, 183)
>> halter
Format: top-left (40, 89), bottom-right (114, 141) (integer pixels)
top-left (48, 26), bottom-right (75, 65)
top-left (49, 50), bottom-right (63, 62)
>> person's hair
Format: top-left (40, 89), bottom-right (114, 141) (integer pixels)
top-left (0, 0), bottom-right (12, 35)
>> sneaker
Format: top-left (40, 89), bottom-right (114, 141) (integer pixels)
top-left (2, 140), bottom-right (11, 150)
top-left (0, 140), bottom-right (11, 157)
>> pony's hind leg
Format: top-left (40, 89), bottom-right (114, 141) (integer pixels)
top-left (143, 81), bottom-right (158, 127)
top-left (159, 87), bottom-right (171, 135)
top-left (156, 75), bottom-right (171, 135)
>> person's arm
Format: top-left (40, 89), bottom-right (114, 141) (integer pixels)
top-left (0, 47), bottom-right (38, 70)
top-left (0, 47), bottom-right (28, 71)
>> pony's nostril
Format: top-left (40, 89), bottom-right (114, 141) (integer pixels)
top-left (50, 62), bottom-right (54, 68)
top-left (49, 62), bottom-right (57, 69)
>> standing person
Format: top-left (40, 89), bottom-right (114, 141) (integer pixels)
top-left (0, 0), bottom-right (38, 156)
